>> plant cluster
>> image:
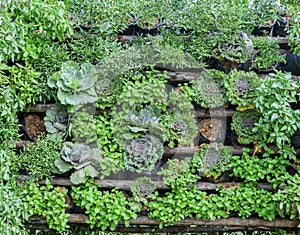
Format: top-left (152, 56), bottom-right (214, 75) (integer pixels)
top-left (54, 142), bottom-right (102, 184)
top-left (181, 69), bottom-right (227, 109)
top-left (18, 134), bottom-right (63, 181)
top-left (192, 143), bottom-right (233, 179)
top-left (253, 72), bottom-right (300, 150)
top-left (229, 148), bottom-right (292, 183)
top-left (95, 112), bottom-right (125, 177)
top-left (224, 69), bottom-right (261, 108)
top-left (48, 61), bottom-right (98, 112)
top-left (231, 109), bottom-right (261, 145)
top-left (71, 180), bottom-right (137, 230)
top-left (44, 104), bottom-right (69, 137)
top-left (23, 180), bottom-right (70, 233)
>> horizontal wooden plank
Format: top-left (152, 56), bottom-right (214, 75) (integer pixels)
top-left (18, 175), bottom-right (273, 190)
top-left (29, 214), bottom-right (299, 228)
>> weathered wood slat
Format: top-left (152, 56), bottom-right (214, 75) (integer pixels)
top-left (29, 214), bottom-right (299, 228)
top-left (18, 175), bottom-right (273, 190)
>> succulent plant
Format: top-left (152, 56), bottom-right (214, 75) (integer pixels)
top-left (125, 108), bottom-right (165, 139)
top-left (130, 177), bottom-right (156, 204)
top-left (163, 89), bottom-right (198, 148)
top-left (44, 104), bottom-right (68, 137)
top-left (54, 142), bottom-right (102, 184)
top-left (231, 109), bottom-right (261, 145)
top-left (48, 61), bottom-right (98, 111)
top-left (224, 69), bottom-right (261, 108)
top-left (193, 143), bottom-right (232, 179)
top-left (181, 69), bottom-right (226, 109)
top-left (124, 135), bottom-right (164, 173)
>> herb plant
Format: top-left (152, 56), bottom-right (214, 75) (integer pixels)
top-left (95, 112), bottom-right (125, 177)
top-left (23, 180), bottom-right (70, 233)
top-left (18, 134), bottom-right (63, 181)
top-left (273, 174), bottom-right (300, 220)
top-left (72, 180), bottom-right (137, 230)
top-left (70, 109), bottom-right (97, 145)
top-left (253, 72), bottom-right (300, 151)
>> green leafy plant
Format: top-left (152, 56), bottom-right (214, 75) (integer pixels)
top-left (217, 182), bottom-right (278, 220)
top-left (23, 180), bottom-right (70, 233)
top-left (273, 174), bottom-right (300, 220)
top-left (251, 37), bottom-right (285, 71)
top-left (54, 142), bottom-right (102, 184)
top-left (230, 148), bottom-right (292, 183)
top-left (130, 177), bottom-right (156, 204)
top-left (162, 89), bottom-right (198, 148)
top-left (231, 109), bottom-right (261, 145)
top-left (0, 0), bottom-right (73, 63)
top-left (0, 180), bottom-right (30, 235)
top-left (158, 157), bottom-right (201, 191)
top-left (71, 180), bottom-right (137, 230)
top-left (44, 104), bottom-right (69, 137)
top-left (95, 112), bottom-right (125, 177)
top-left (124, 135), bottom-right (164, 173)
top-left (129, 177), bottom-right (156, 212)
top-left (70, 109), bottom-right (97, 144)
top-left (18, 134), bottom-right (63, 181)
top-left (48, 61), bottom-right (98, 112)
top-left (192, 143), bottom-right (233, 179)
top-left (181, 69), bottom-right (226, 109)
top-left (148, 186), bottom-right (208, 228)
top-left (111, 71), bottom-right (168, 146)
top-left (253, 72), bottom-right (300, 151)
top-left (283, 4), bottom-right (300, 54)
top-left (224, 69), bottom-right (261, 108)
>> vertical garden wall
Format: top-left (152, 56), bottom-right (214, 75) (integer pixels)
top-left (0, 0), bottom-right (299, 234)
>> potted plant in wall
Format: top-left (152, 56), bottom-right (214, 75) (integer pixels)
top-left (250, 36), bottom-right (286, 73)
top-left (191, 143), bottom-right (233, 182)
top-left (180, 69), bottom-right (227, 109)
top-left (230, 109), bottom-right (261, 147)
top-left (224, 69), bottom-right (261, 109)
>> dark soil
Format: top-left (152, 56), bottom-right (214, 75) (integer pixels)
top-left (198, 118), bottom-right (223, 141)
top-left (24, 114), bottom-right (46, 141)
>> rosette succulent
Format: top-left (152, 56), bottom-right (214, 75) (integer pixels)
top-left (231, 109), bottom-right (261, 145)
top-left (124, 135), bottom-right (164, 173)
top-left (111, 71), bottom-right (168, 146)
top-left (124, 108), bottom-right (165, 140)
top-left (181, 69), bottom-right (226, 109)
top-left (130, 177), bottom-right (156, 205)
top-left (224, 69), bottom-right (261, 108)
top-left (44, 104), bottom-right (68, 137)
top-left (48, 61), bottom-right (98, 111)
top-left (163, 89), bottom-right (198, 148)
top-left (192, 143), bottom-right (232, 179)
top-left (54, 142), bottom-right (102, 184)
